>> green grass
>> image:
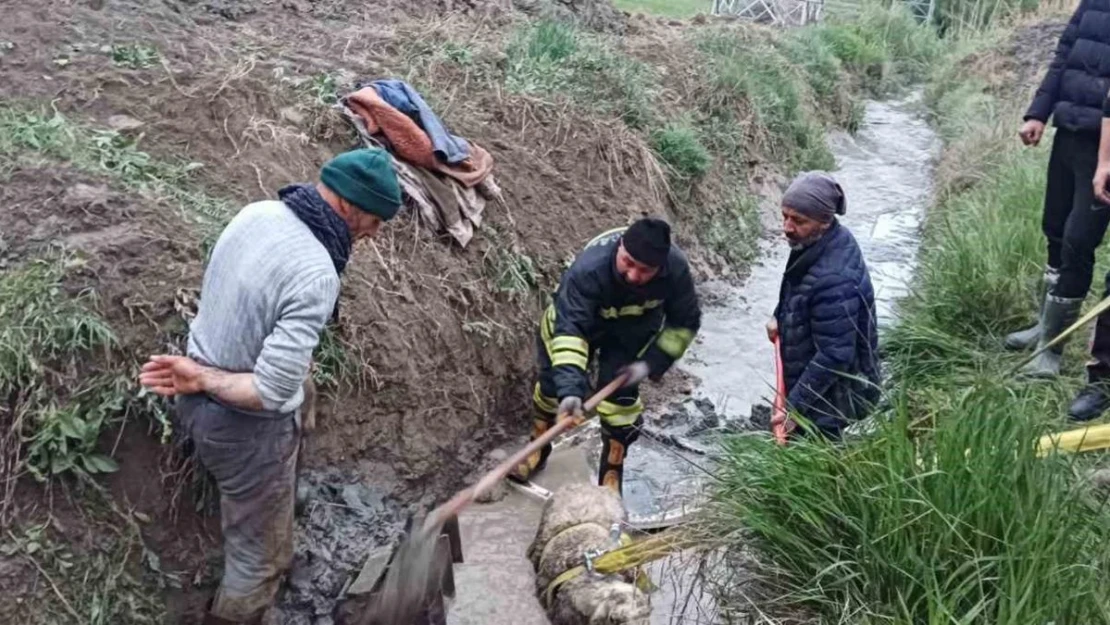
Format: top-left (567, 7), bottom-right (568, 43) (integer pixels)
top-left (713, 382), bottom-right (1110, 624)
top-left (650, 121), bottom-right (713, 184)
top-left (612, 0), bottom-right (710, 18)
top-left (0, 258), bottom-right (145, 482)
top-left (696, 29), bottom-right (835, 172)
top-left (108, 43), bottom-right (160, 70)
top-left (0, 106), bottom-right (231, 230)
top-left (0, 258), bottom-right (117, 398)
top-left (2, 488), bottom-right (170, 624)
top-left (504, 20), bottom-right (657, 128)
top-left (698, 190), bottom-right (762, 268)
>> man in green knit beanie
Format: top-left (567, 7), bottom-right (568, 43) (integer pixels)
top-left (139, 148), bottom-right (401, 624)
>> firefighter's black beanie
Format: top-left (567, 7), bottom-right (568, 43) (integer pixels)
top-left (621, 217), bottom-right (671, 267)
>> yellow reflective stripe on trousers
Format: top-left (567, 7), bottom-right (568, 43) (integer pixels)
top-left (656, 326), bottom-right (695, 359)
top-left (533, 383), bottom-right (558, 415)
top-left (597, 398), bottom-right (643, 427)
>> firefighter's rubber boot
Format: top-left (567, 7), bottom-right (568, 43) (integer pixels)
top-left (1004, 266), bottom-right (1059, 351)
top-left (1021, 295), bottom-right (1083, 379)
top-left (599, 435), bottom-right (626, 497)
top-left (508, 418), bottom-right (552, 483)
top-left (1069, 384), bottom-right (1110, 422)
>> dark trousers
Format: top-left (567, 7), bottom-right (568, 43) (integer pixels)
top-left (533, 329), bottom-right (644, 492)
top-left (175, 394), bottom-right (300, 621)
top-left (1043, 128), bottom-right (1107, 298)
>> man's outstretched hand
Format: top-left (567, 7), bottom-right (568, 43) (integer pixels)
top-left (139, 355), bottom-right (205, 397)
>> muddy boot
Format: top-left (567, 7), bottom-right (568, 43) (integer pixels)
top-left (1004, 266), bottom-right (1059, 351)
top-left (1020, 295), bottom-right (1083, 379)
top-left (1069, 384), bottom-right (1110, 422)
top-left (202, 598), bottom-right (258, 625)
top-left (599, 435), bottom-right (626, 496)
top-left (508, 418), bottom-right (552, 483)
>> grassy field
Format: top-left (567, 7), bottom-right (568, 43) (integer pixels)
top-left (612, 0), bottom-right (711, 18)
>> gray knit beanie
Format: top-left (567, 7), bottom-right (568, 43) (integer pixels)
top-left (781, 172), bottom-right (846, 223)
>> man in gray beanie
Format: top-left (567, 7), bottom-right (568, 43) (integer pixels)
top-left (765, 172), bottom-right (881, 439)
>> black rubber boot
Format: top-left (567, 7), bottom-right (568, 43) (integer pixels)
top-left (1020, 295), bottom-right (1083, 379)
top-left (1005, 266), bottom-right (1059, 351)
top-left (1069, 384), bottom-right (1110, 422)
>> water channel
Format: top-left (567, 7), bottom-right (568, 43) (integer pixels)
top-left (286, 92), bottom-right (941, 625)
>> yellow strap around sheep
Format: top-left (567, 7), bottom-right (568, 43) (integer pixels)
top-left (542, 527), bottom-right (711, 607)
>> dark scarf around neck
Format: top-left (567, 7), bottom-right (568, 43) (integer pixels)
top-left (279, 184), bottom-right (353, 276)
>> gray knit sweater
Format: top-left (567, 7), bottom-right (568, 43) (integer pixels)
top-left (187, 200), bottom-right (341, 414)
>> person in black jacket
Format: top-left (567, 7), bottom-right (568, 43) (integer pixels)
top-left (766, 172), bottom-right (880, 440)
top-left (1067, 93), bottom-right (1110, 421)
top-left (508, 217), bottom-right (701, 495)
top-left (1004, 0), bottom-right (1110, 378)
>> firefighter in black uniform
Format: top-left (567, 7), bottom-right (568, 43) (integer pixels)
top-left (509, 217), bottom-right (702, 495)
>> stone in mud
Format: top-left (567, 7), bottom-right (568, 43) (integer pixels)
top-left (526, 483), bottom-right (650, 625)
top-left (748, 404), bottom-right (772, 431)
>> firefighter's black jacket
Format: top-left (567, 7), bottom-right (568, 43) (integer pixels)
top-left (542, 227), bottom-right (702, 401)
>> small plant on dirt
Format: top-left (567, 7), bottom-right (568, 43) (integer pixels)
top-left (306, 72), bottom-right (339, 107)
top-left (25, 377), bottom-right (130, 480)
top-left (441, 41), bottom-right (475, 66)
top-left (699, 191), bottom-right (762, 270)
top-left (481, 226), bottom-right (539, 296)
top-left (0, 257), bottom-right (116, 395)
top-left (651, 122), bottom-right (713, 184)
top-left (312, 325), bottom-right (361, 390)
top-left (109, 43), bottom-right (160, 69)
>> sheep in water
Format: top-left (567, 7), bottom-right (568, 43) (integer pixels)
top-left (526, 483), bottom-right (651, 625)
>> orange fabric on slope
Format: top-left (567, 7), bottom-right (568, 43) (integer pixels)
top-left (346, 87), bottom-right (494, 188)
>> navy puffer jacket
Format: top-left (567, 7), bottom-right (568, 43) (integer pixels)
top-left (774, 221), bottom-right (880, 438)
top-left (1025, 0), bottom-right (1110, 133)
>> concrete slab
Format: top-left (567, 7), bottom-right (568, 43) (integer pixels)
top-left (446, 447), bottom-right (593, 625)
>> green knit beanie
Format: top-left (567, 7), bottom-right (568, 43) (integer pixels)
top-left (320, 148), bottom-right (402, 220)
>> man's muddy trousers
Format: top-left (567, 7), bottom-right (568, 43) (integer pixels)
top-left (175, 394), bottom-right (299, 624)
top-left (515, 331), bottom-right (644, 496)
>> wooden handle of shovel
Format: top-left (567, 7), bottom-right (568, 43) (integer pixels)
top-left (422, 374), bottom-right (630, 533)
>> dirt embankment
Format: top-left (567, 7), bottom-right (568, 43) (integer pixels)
top-left (0, 0), bottom-right (790, 621)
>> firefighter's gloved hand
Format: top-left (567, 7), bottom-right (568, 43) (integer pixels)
top-left (557, 396), bottom-right (585, 426)
top-left (618, 361), bottom-right (651, 388)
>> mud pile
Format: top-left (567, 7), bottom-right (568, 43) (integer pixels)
top-left (276, 469), bottom-right (407, 624)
